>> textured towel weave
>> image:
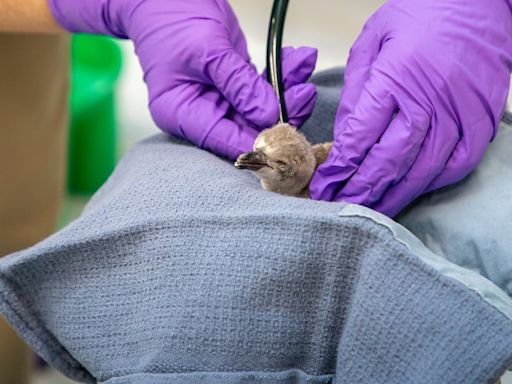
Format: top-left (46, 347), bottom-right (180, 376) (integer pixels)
top-left (0, 69), bottom-right (511, 384)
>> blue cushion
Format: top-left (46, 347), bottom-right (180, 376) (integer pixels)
top-left (398, 121), bottom-right (512, 296)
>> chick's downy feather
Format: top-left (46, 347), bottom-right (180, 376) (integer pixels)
top-left (235, 124), bottom-right (332, 198)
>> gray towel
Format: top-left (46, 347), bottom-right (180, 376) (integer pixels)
top-left (0, 69), bottom-right (511, 384)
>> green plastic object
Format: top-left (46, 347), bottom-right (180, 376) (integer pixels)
top-left (68, 35), bottom-right (123, 195)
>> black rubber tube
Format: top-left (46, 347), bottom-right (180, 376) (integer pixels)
top-left (267, 0), bottom-right (290, 124)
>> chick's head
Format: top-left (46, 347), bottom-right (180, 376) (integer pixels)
top-left (235, 123), bottom-right (316, 197)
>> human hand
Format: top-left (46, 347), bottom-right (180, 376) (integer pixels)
top-left (310, 0), bottom-right (512, 217)
top-left (49, 0), bottom-right (317, 159)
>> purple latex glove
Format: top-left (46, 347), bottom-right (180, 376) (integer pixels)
top-left (49, 0), bottom-right (317, 160)
top-left (310, 0), bottom-right (512, 217)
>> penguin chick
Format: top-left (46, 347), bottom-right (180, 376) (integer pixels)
top-left (235, 123), bottom-right (332, 198)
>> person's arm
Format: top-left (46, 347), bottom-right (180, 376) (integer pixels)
top-left (0, 0), bottom-right (63, 33)
top-left (40, 0), bottom-right (318, 159)
top-left (3, 0), bottom-right (318, 160)
top-left (1, 0), bottom-right (318, 159)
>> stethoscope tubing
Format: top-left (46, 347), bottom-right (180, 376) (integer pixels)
top-left (266, 0), bottom-right (290, 124)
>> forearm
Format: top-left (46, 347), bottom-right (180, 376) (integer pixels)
top-left (0, 0), bottom-right (64, 33)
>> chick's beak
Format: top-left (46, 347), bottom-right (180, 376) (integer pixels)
top-left (235, 151), bottom-right (269, 171)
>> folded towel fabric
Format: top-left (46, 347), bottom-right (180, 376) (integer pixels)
top-left (0, 69), bottom-right (511, 384)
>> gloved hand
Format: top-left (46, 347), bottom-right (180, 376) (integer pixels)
top-left (310, 0), bottom-right (512, 217)
top-left (49, 0), bottom-right (317, 159)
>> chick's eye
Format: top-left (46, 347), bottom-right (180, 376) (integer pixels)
top-left (275, 160), bottom-right (287, 166)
